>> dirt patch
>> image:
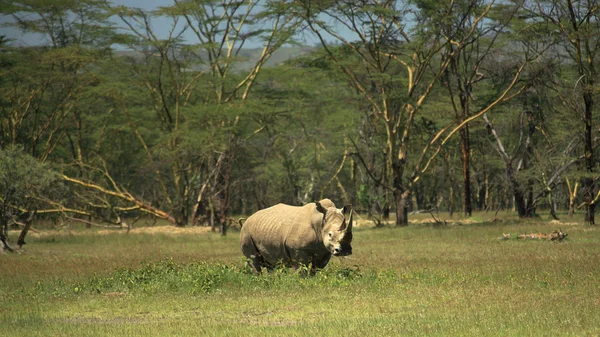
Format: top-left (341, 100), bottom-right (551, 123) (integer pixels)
top-left (549, 219), bottom-right (579, 226)
top-left (353, 219), bottom-right (378, 227)
top-left (408, 218), bottom-right (478, 225)
top-left (63, 316), bottom-right (157, 325)
top-left (348, 217), bottom-right (478, 226)
top-left (127, 226), bottom-right (213, 235)
top-left (11, 225), bottom-right (213, 238)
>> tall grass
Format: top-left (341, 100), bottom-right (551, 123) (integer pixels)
top-left (1, 216), bottom-right (599, 336)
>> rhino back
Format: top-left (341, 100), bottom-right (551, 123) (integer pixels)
top-left (241, 203), bottom-right (318, 265)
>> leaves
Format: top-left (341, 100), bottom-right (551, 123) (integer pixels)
top-left (2, 0), bottom-right (600, 229)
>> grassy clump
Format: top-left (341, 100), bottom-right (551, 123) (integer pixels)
top-left (58, 259), bottom-right (385, 296)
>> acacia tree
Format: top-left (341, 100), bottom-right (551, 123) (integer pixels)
top-left (521, 0), bottom-right (600, 224)
top-left (0, 147), bottom-right (61, 252)
top-left (241, 61), bottom-right (360, 209)
top-left (296, 0), bottom-right (528, 225)
top-left (78, 0), bottom-right (303, 228)
top-left (0, 0), bottom-right (115, 160)
top-left (0, 0), bottom-right (151, 228)
top-left (439, 0), bottom-right (512, 216)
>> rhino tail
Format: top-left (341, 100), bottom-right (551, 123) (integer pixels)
top-left (238, 218), bottom-right (247, 228)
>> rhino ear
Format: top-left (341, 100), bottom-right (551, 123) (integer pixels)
top-left (316, 201), bottom-right (327, 214)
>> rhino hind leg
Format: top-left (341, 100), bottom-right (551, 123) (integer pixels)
top-left (248, 255), bottom-right (265, 275)
top-left (241, 235), bottom-right (265, 275)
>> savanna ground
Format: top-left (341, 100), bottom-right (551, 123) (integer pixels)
top-left (1, 211), bottom-right (599, 336)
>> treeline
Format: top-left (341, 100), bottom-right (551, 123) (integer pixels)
top-left (1, 0), bottom-right (599, 243)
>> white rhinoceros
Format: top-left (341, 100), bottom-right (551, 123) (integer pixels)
top-left (239, 198), bottom-right (353, 274)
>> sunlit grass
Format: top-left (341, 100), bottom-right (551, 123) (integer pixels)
top-left (1, 214), bottom-right (599, 336)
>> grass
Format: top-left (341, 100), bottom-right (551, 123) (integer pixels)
top-left (1, 212), bottom-right (599, 336)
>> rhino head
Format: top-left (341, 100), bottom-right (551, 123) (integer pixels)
top-left (316, 201), bottom-right (353, 257)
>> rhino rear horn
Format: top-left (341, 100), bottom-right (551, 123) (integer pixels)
top-left (342, 204), bottom-right (352, 214)
top-left (347, 209), bottom-right (353, 231)
top-left (340, 208), bottom-right (353, 231)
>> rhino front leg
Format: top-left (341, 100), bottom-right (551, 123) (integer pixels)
top-left (287, 251), bottom-right (313, 275)
top-left (287, 259), bottom-right (307, 275)
top-left (311, 254), bottom-right (332, 275)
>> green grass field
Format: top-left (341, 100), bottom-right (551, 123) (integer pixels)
top-left (1, 212), bottom-right (599, 336)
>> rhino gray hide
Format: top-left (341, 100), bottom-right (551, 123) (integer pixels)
top-left (240, 198), bottom-right (353, 275)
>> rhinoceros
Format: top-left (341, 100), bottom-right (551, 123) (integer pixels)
top-left (239, 198), bottom-right (353, 274)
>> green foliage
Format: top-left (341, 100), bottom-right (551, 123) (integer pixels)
top-left (73, 259), bottom-right (379, 296)
top-left (1, 0), bottom-right (600, 227)
top-left (0, 146), bottom-right (62, 215)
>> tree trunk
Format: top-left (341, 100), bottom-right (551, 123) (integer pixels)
top-left (548, 193), bottom-right (559, 220)
top-left (583, 91), bottom-right (595, 224)
top-left (17, 211), bottom-right (36, 249)
top-left (448, 185), bottom-right (455, 217)
top-left (525, 178), bottom-right (537, 217)
top-left (382, 202), bottom-right (390, 221)
top-left (209, 198), bottom-right (215, 232)
top-left (392, 161), bottom-right (409, 226)
top-left (0, 217), bottom-right (13, 253)
top-left (218, 153), bottom-right (232, 236)
top-left (460, 126), bottom-right (472, 216)
top-left (414, 185), bottom-right (425, 211)
top-left (176, 204), bottom-right (188, 227)
top-left (584, 177), bottom-right (596, 224)
top-left (477, 176), bottom-right (486, 211)
top-left (484, 174), bottom-right (490, 211)
top-left (395, 190), bottom-right (410, 226)
top-left (566, 177), bottom-right (578, 218)
top-left (0, 236), bottom-right (13, 252)
top-left (568, 192), bottom-right (576, 218)
top-left (507, 165), bottom-right (528, 218)
top-left (568, 201), bottom-right (575, 217)
top-left (513, 188), bottom-right (528, 217)
top-left (585, 198), bottom-right (596, 225)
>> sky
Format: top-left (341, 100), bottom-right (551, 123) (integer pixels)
top-left (0, 0), bottom-right (341, 49)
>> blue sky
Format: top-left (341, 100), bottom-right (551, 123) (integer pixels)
top-left (0, 0), bottom-right (336, 48)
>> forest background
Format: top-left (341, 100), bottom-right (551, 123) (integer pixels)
top-left (2, 0), bottom-right (600, 250)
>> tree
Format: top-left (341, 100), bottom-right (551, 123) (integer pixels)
top-left (0, 0), bottom-right (116, 159)
top-left (296, 0), bottom-right (528, 225)
top-left (105, 0), bottom-right (302, 229)
top-left (521, 0), bottom-right (600, 224)
top-left (0, 147), bottom-right (61, 252)
top-left (241, 61), bottom-right (359, 208)
top-left (439, 0), bottom-right (512, 216)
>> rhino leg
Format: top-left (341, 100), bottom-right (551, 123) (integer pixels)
top-left (287, 261), bottom-right (310, 276)
top-left (311, 254), bottom-right (332, 275)
top-left (240, 235), bottom-right (265, 275)
top-left (248, 255), bottom-right (264, 275)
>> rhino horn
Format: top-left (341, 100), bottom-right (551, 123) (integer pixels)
top-left (347, 208), bottom-right (353, 231)
top-left (342, 204), bottom-right (352, 214)
top-left (340, 207), bottom-right (353, 231)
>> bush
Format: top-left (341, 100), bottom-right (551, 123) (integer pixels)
top-left (74, 259), bottom-right (399, 296)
